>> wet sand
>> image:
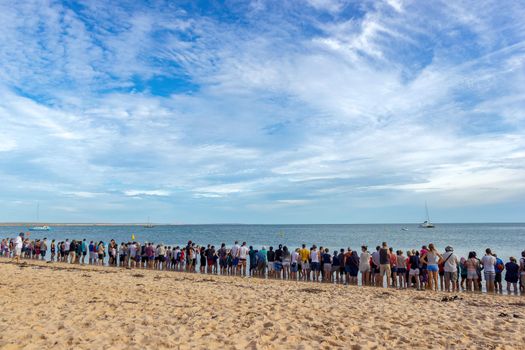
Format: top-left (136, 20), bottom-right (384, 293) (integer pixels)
top-left (1, 259), bottom-right (524, 349)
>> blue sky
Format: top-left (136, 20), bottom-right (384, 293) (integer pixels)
top-left (0, 0), bottom-right (524, 224)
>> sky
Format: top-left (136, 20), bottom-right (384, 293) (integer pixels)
top-left (0, 0), bottom-right (524, 224)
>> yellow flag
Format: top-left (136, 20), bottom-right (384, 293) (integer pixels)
top-left (131, 234), bottom-right (135, 241)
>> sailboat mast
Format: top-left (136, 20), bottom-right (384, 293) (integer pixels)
top-left (425, 201), bottom-right (430, 222)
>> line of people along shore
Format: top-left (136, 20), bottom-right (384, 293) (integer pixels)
top-left (2, 233), bottom-right (525, 295)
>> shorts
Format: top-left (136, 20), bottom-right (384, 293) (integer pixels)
top-left (409, 268), bottom-right (419, 276)
top-left (323, 263), bottom-right (332, 272)
top-left (219, 258), bottom-right (227, 268)
top-left (427, 265), bottom-right (438, 272)
top-left (484, 271), bottom-right (496, 281)
top-left (301, 262), bottom-right (310, 270)
top-left (233, 258), bottom-right (239, 266)
top-left (282, 261), bottom-right (290, 268)
top-left (239, 259), bottom-right (247, 267)
top-left (291, 262), bottom-right (298, 273)
top-left (391, 267), bottom-right (398, 273)
top-left (83, 251), bottom-right (87, 256)
top-left (380, 264), bottom-right (391, 276)
top-left (257, 261), bottom-right (266, 271)
top-left (397, 268), bottom-right (406, 274)
top-left (41, 251), bottom-right (46, 257)
top-left (15, 248), bottom-right (22, 256)
top-left (310, 262), bottom-right (320, 271)
top-left (349, 266), bottom-right (359, 277)
top-left (359, 265), bottom-right (370, 273)
top-left (98, 253), bottom-right (104, 260)
top-left (495, 272), bottom-right (502, 283)
top-left (268, 262), bottom-right (275, 272)
top-left (444, 271), bottom-right (457, 282)
top-left (505, 275), bottom-right (518, 283)
top-left (467, 271), bottom-right (478, 279)
top-left (207, 258), bottom-right (214, 266)
top-left (274, 262), bottom-right (283, 271)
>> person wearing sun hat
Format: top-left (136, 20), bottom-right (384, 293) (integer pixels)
top-left (442, 246), bottom-right (459, 292)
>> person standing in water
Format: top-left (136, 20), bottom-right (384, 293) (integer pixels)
top-left (359, 246), bottom-right (371, 286)
top-left (12, 233), bottom-right (24, 264)
top-left (441, 246), bottom-right (459, 292)
top-left (378, 242), bottom-right (391, 288)
top-left (481, 248), bottom-right (496, 293)
top-left (421, 243), bottom-right (442, 291)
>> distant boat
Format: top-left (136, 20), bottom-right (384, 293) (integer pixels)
top-left (401, 227), bottom-right (409, 231)
top-left (29, 225), bottom-right (51, 231)
top-left (144, 217), bottom-right (155, 228)
top-left (29, 202), bottom-right (51, 231)
top-left (419, 202), bottom-right (435, 228)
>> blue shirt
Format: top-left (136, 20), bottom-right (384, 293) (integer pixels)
top-left (495, 257), bottom-right (504, 273)
top-left (257, 250), bottom-right (267, 263)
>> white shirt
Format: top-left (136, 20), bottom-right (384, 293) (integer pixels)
top-left (291, 251), bottom-right (299, 264)
top-left (481, 255), bottom-right (496, 273)
top-left (310, 250), bottom-right (319, 263)
top-left (15, 236), bottom-right (23, 249)
top-left (442, 252), bottom-right (458, 273)
top-left (360, 252), bottom-right (371, 268)
top-left (130, 245), bottom-right (137, 256)
top-left (239, 246), bottom-right (249, 259)
top-left (231, 244), bottom-right (240, 258)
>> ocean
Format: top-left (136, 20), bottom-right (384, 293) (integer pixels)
top-left (2, 223), bottom-right (524, 262)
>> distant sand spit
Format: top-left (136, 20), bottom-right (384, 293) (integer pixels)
top-left (1, 260), bottom-right (524, 349)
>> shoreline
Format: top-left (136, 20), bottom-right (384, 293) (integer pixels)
top-left (0, 257), bottom-right (523, 298)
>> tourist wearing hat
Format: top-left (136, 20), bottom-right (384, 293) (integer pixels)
top-left (441, 246), bottom-right (459, 292)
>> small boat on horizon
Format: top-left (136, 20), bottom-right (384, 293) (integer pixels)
top-left (144, 217), bottom-right (155, 228)
top-left (29, 225), bottom-right (51, 231)
top-left (419, 202), bottom-right (435, 228)
top-left (29, 202), bottom-right (51, 231)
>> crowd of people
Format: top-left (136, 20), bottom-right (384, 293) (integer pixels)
top-left (2, 232), bottom-right (525, 295)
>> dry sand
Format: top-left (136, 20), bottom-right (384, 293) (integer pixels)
top-left (1, 259), bottom-right (524, 349)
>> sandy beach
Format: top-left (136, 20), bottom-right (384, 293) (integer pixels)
top-left (1, 259), bottom-right (524, 349)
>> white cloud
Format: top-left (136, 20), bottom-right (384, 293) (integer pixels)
top-left (123, 190), bottom-right (171, 197)
top-left (276, 199), bottom-right (313, 205)
top-left (62, 191), bottom-right (103, 199)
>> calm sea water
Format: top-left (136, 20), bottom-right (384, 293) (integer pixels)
top-left (2, 223), bottom-right (524, 262)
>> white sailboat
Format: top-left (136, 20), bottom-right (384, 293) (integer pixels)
top-left (144, 216), bottom-right (154, 228)
top-left (29, 202), bottom-right (51, 231)
top-left (419, 202), bottom-right (435, 228)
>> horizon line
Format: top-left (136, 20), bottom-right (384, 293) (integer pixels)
top-left (1, 222), bottom-right (524, 227)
